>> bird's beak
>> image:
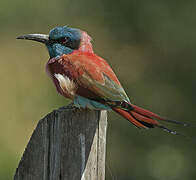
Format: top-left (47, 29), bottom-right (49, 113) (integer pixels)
top-left (17, 34), bottom-right (49, 44)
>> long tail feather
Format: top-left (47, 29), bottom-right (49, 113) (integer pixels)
top-left (113, 108), bottom-right (147, 129)
top-left (131, 111), bottom-right (158, 125)
top-left (157, 125), bottom-right (190, 139)
top-left (131, 104), bottom-right (190, 127)
top-left (112, 102), bottom-right (190, 135)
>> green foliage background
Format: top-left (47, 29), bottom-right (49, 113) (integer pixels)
top-left (1, 0), bottom-right (196, 179)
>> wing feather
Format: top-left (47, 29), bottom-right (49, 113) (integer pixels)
top-left (58, 52), bottom-right (130, 102)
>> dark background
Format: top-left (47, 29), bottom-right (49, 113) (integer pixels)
top-left (1, 0), bottom-right (196, 179)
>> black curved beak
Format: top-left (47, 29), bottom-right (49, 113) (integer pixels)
top-left (17, 34), bottom-right (49, 44)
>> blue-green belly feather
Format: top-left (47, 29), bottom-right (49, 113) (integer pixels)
top-left (73, 96), bottom-right (111, 110)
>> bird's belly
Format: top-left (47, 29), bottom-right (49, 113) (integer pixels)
top-left (74, 95), bottom-right (111, 110)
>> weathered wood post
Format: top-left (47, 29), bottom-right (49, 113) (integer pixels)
top-left (14, 104), bottom-right (107, 180)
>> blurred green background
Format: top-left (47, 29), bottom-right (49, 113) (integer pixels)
top-left (1, 0), bottom-right (196, 179)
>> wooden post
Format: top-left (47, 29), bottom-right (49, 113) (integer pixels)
top-left (14, 104), bottom-right (107, 180)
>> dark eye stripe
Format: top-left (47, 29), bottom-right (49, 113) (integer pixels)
top-left (49, 37), bottom-right (68, 44)
top-left (49, 37), bottom-right (80, 50)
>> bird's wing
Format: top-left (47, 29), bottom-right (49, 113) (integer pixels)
top-left (61, 52), bottom-right (130, 103)
top-left (51, 52), bottom-right (188, 131)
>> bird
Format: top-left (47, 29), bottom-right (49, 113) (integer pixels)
top-left (17, 26), bottom-right (188, 134)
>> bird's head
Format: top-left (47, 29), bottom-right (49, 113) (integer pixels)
top-left (17, 26), bottom-right (93, 58)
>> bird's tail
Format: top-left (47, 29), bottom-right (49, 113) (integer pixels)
top-left (112, 102), bottom-right (189, 135)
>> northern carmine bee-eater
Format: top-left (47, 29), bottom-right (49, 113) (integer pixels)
top-left (17, 26), bottom-right (188, 134)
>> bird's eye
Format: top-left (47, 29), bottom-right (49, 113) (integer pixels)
top-left (59, 37), bottom-right (69, 45)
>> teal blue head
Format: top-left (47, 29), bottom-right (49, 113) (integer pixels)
top-left (17, 26), bottom-right (81, 58)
